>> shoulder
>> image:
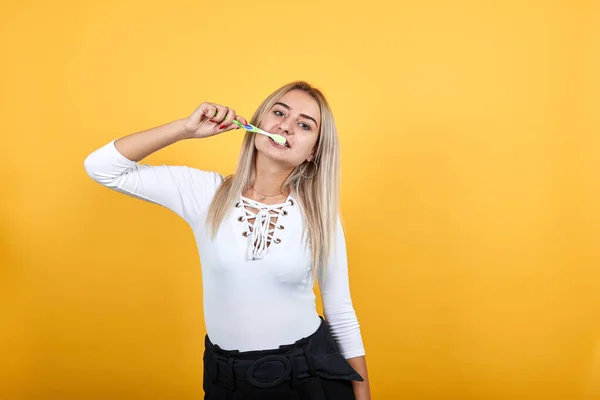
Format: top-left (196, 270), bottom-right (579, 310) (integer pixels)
top-left (186, 167), bottom-right (225, 188)
top-left (151, 164), bottom-right (225, 191)
top-left (165, 167), bottom-right (226, 215)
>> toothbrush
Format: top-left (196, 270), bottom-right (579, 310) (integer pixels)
top-left (210, 110), bottom-right (287, 146)
top-left (232, 120), bottom-right (288, 146)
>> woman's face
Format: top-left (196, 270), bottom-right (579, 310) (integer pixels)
top-left (255, 89), bottom-right (321, 169)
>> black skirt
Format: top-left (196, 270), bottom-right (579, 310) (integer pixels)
top-left (202, 317), bottom-right (363, 400)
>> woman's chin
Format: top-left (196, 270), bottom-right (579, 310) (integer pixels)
top-left (256, 149), bottom-right (299, 169)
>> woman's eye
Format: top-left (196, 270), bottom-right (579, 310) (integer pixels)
top-left (299, 123), bottom-right (311, 130)
top-left (274, 110), bottom-right (284, 117)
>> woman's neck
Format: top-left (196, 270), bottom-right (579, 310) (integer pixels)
top-left (245, 156), bottom-right (293, 203)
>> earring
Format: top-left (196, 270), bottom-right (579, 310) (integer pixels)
top-left (301, 159), bottom-right (318, 179)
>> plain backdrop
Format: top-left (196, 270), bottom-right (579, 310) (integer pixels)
top-left (1, 1), bottom-right (599, 399)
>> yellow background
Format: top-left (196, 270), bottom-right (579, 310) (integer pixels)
top-left (1, 1), bottom-right (599, 399)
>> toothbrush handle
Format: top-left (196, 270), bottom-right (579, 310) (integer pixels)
top-left (212, 111), bottom-right (245, 127)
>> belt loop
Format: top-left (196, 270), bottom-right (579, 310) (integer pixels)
top-left (288, 353), bottom-right (298, 388)
top-left (227, 357), bottom-right (236, 391)
top-left (208, 341), bottom-right (220, 384)
top-left (212, 355), bottom-right (219, 384)
top-left (302, 343), bottom-right (317, 376)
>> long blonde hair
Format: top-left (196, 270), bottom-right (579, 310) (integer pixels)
top-left (206, 81), bottom-right (341, 280)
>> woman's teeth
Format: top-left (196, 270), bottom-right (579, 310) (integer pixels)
top-left (270, 137), bottom-right (289, 148)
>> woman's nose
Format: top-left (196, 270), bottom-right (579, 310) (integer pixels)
top-left (276, 119), bottom-right (292, 134)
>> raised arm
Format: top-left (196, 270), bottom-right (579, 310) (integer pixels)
top-left (83, 103), bottom-right (246, 222)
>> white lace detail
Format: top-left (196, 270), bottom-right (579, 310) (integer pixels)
top-left (239, 197), bottom-right (293, 260)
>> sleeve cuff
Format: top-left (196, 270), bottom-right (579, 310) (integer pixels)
top-left (342, 348), bottom-right (366, 359)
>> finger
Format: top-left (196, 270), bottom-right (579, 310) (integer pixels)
top-left (213, 106), bottom-right (228, 123)
top-left (221, 108), bottom-right (236, 127)
top-left (220, 123), bottom-right (240, 133)
top-left (201, 103), bottom-right (217, 121)
top-left (236, 115), bottom-right (248, 126)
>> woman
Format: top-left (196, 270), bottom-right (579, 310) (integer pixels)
top-left (84, 81), bottom-right (371, 399)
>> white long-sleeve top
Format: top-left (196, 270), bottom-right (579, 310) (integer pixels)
top-left (84, 139), bottom-right (365, 359)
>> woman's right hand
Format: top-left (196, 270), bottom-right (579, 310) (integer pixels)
top-left (182, 102), bottom-right (248, 139)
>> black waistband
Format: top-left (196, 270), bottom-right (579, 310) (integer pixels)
top-left (203, 317), bottom-right (363, 389)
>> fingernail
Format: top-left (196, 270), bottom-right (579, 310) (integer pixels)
top-left (219, 125), bottom-right (227, 129)
top-left (210, 119), bottom-right (217, 123)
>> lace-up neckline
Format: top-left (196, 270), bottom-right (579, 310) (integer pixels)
top-left (236, 195), bottom-right (294, 260)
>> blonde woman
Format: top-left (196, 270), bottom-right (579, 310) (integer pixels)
top-left (84, 81), bottom-right (371, 400)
